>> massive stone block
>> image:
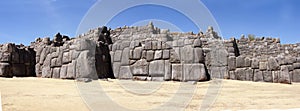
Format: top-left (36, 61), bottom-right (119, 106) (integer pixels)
top-left (164, 60), bottom-right (171, 81)
top-left (60, 65), bottom-right (68, 79)
top-left (268, 57), bottom-right (280, 71)
top-left (162, 50), bottom-right (170, 60)
top-left (259, 62), bottom-right (268, 71)
top-left (172, 64), bottom-right (183, 81)
top-left (228, 56), bottom-right (236, 71)
top-left (180, 45), bottom-right (194, 63)
top-left (0, 63), bottom-right (11, 77)
top-left (113, 62), bottom-right (121, 79)
top-left (251, 58), bottom-right (259, 69)
top-left (279, 66), bottom-right (291, 84)
top-left (114, 50), bottom-right (122, 62)
top-left (254, 69), bottom-right (263, 82)
top-left (149, 60), bottom-right (164, 77)
top-left (121, 48), bottom-right (130, 65)
top-left (210, 66), bottom-right (228, 79)
top-left (292, 69), bottom-right (300, 82)
top-left (194, 48), bottom-right (204, 63)
top-left (183, 64), bottom-right (207, 81)
top-left (245, 68), bottom-right (254, 81)
top-left (272, 71), bottom-right (279, 83)
top-left (119, 66), bottom-right (132, 79)
top-left (66, 60), bottom-right (76, 79)
top-left (146, 50), bottom-right (154, 62)
top-left (52, 67), bottom-right (61, 79)
top-left (76, 50), bottom-right (98, 79)
top-left (236, 56), bottom-right (245, 68)
top-left (154, 50), bottom-right (162, 60)
top-left (263, 71), bottom-right (273, 82)
top-left (132, 47), bottom-right (142, 60)
top-left (235, 68), bottom-right (246, 81)
top-left (130, 59), bottom-right (149, 76)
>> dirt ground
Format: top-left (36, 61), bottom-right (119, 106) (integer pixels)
top-left (0, 77), bottom-right (300, 111)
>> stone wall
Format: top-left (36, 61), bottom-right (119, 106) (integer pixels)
top-left (0, 43), bottom-right (35, 77)
top-left (0, 23), bottom-right (299, 84)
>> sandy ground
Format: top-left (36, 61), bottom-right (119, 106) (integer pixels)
top-left (0, 77), bottom-right (300, 111)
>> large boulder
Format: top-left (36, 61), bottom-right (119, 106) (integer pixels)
top-left (74, 39), bottom-right (98, 80)
top-left (0, 63), bottom-right (11, 77)
top-left (183, 64), bottom-right (207, 81)
top-left (279, 66), bottom-right (291, 84)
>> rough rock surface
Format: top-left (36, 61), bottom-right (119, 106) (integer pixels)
top-left (0, 23), bottom-right (300, 84)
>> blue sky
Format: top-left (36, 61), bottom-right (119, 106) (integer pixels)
top-left (0, 0), bottom-right (299, 45)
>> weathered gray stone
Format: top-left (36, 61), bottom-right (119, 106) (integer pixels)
top-left (154, 50), bottom-right (162, 60)
top-left (121, 48), bottom-right (130, 65)
top-left (183, 64), bottom-right (207, 81)
top-left (0, 63), bottom-right (11, 77)
top-left (152, 41), bottom-right (157, 50)
top-left (292, 69), bottom-right (300, 82)
top-left (162, 50), bottom-right (170, 59)
top-left (66, 60), bottom-right (76, 79)
top-left (60, 65), bottom-right (68, 79)
top-left (74, 39), bottom-right (96, 51)
top-left (70, 50), bottom-right (80, 60)
top-left (151, 77), bottom-right (164, 81)
top-left (180, 45), bottom-right (194, 63)
top-left (146, 50), bottom-right (154, 62)
top-left (227, 47), bottom-right (235, 53)
top-left (228, 56), bottom-right (236, 71)
top-left (259, 62), bottom-right (268, 71)
top-left (244, 57), bottom-right (252, 67)
top-left (132, 47), bottom-right (142, 60)
top-left (119, 66), bottom-right (132, 79)
top-left (194, 48), bottom-right (204, 63)
top-left (130, 59), bottom-right (149, 76)
top-left (184, 39), bottom-right (193, 45)
top-left (287, 65), bottom-right (294, 71)
top-left (236, 56), bottom-right (245, 68)
top-left (113, 62), bottom-right (121, 79)
top-left (114, 50), bottom-right (122, 62)
top-left (42, 66), bottom-right (52, 78)
top-left (210, 48), bottom-right (228, 66)
top-left (39, 47), bottom-right (50, 64)
top-left (279, 66), bottom-right (291, 84)
top-left (120, 41), bottom-right (131, 50)
top-left (229, 71), bottom-right (235, 80)
top-left (157, 41), bottom-right (162, 49)
top-left (268, 57), bottom-right (280, 71)
top-left (254, 69), bottom-right (263, 82)
top-left (276, 56), bottom-right (288, 65)
top-left (193, 39), bottom-right (202, 47)
top-left (263, 71), bottom-right (273, 82)
top-left (76, 50), bottom-right (98, 80)
top-left (245, 68), bottom-right (254, 81)
top-left (144, 41), bottom-right (152, 50)
top-left (178, 39), bottom-right (184, 47)
top-left (211, 66), bottom-right (228, 79)
top-left (62, 52), bottom-right (71, 64)
top-left (293, 63), bottom-right (300, 69)
top-left (251, 58), bottom-right (259, 69)
top-left (286, 56), bottom-right (296, 65)
top-left (170, 49), bottom-right (180, 63)
top-left (164, 60), bottom-right (171, 81)
top-left (272, 71), bottom-right (279, 83)
top-left (172, 64), bottom-right (183, 81)
top-left (52, 67), bottom-right (60, 79)
top-left (149, 60), bottom-right (164, 77)
top-left (235, 68), bottom-right (246, 81)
